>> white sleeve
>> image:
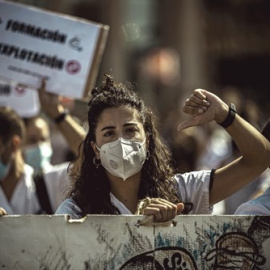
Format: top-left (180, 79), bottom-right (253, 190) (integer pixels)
top-left (175, 170), bottom-right (212, 214)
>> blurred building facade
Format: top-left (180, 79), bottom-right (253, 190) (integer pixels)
top-left (10, 0), bottom-right (270, 121)
top-left (0, 1), bottom-right (265, 160)
top-left (6, 0), bottom-right (270, 213)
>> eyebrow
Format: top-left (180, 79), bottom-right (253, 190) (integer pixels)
top-left (101, 126), bottom-right (114, 132)
top-left (100, 122), bottom-right (138, 132)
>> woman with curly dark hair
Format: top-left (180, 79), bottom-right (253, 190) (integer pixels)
top-left (55, 74), bottom-right (270, 221)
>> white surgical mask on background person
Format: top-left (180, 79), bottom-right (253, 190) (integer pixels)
top-left (96, 137), bottom-right (147, 180)
top-left (24, 142), bottom-right (53, 170)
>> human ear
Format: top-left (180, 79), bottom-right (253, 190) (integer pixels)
top-left (11, 135), bottom-right (22, 152)
top-left (90, 141), bottom-right (100, 159)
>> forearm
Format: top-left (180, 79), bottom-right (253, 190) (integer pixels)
top-left (226, 115), bottom-right (270, 165)
top-left (215, 99), bottom-right (270, 167)
top-left (38, 87), bottom-right (86, 156)
top-left (54, 113), bottom-right (85, 156)
top-left (178, 89), bottom-right (270, 205)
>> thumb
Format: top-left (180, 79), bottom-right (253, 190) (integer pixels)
top-left (0, 207), bottom-right (7, 216)
top-left (177, 118), bottom-right (197, 132)
top-left (176, 203), bottom-right (185, 214)
top-left (39, 78), bottom-right (46, 92)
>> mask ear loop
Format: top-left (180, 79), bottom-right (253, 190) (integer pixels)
top-left (146, 150), bottom-right (150, 160)
top-left (93, 143), bottom-right (101, 168)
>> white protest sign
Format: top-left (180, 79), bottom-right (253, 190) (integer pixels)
top-left (0, 0), bottom-right (109, 99)
top-left (0, 79), bottom-right (40, 117)
top-left (0, 215), bottom-right (269, 269)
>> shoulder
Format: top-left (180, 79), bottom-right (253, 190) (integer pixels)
top-left (235, 202), bottom-right (270, 215)
top-left (55, 198), bottom-right (83, 219)
top-left (43, 162), bottom-right (70, 183)
top-left (43, 162), bottom-right (69, 174)
top-left (235, 186), bottom-right (270, 215)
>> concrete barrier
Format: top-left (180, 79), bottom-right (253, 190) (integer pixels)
top-left (0, 215), bottom-right (269, 269)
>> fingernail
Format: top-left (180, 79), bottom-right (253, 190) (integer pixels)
top-left (198, 109), bottom-right (203, 113)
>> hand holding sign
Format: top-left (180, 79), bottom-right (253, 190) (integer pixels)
top-left (38, 79), bottom-right (65, 119)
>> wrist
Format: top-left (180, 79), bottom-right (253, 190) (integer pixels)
top-left (217, 103), bottom-right (237, 128)
top-left (215, 103), bottom-right (229, 124)
top-left (54, 110), bottom-right (68, 124)
top-left (43, 105), bottom-right (65, 120)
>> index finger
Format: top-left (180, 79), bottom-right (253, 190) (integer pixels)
top-left (193, 89), bottom-right (207, 99)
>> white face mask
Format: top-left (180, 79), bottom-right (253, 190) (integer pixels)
top-left (24, 142), bottom-right (53, 170)
top-left (96, 137), bottom-right (147, 180)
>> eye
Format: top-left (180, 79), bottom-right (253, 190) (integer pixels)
top-left (104, 130), bottom-right (115, 137)
top-left (125, 127), bottom-right (140, 137)
top-left (126, 127), bottom-right (137, 133)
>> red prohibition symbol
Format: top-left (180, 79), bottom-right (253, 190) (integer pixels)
top-left (65, 60), bottom-right (81, 75)
top-left (14, 84), bottom-right (26, 96)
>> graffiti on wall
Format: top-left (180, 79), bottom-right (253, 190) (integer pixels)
top-left (0, 215), bottom-right (269, 269)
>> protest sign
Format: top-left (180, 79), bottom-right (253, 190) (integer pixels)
top-left (0, 215), bottom-right (269, 269)
top-left (0, 0), bottom-right (109, 99)
top-left (0, 78), bottom-right (40, 117)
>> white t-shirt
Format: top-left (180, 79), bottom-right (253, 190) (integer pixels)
top-left (0, 163), bottom-right (71, 215)
top-left (109, 170), bottom-right (213, 215)
top-left (56, 170), bottom-right (213, 218)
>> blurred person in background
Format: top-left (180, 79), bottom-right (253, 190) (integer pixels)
top-left (195, 87), bottom-right (244, 172)
top-left (169, 127), bottom-right (203, 173)
top-left (0, 81), bottom-right (85, 215)
top-left (23, 80), bottom-right (85, 174)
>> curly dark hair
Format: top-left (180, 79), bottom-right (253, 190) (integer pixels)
top-left (68, 74), bottom-right (180, 215)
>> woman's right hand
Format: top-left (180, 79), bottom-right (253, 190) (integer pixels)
top-left (141, 198), bottom-right (184, 222)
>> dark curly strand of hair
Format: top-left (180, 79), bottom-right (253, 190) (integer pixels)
top-left (68, 74), bottom-right (181, 215)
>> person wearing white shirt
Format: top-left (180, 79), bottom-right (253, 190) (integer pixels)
top-left (55, 74), bottom-right (270, 222)
top-left (0, 81), bottom-right (85, 215)
top-left (234, 185), bottom-right (270, 215)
